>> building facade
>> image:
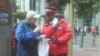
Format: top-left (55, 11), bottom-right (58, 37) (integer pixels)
top-left (16, 0), bottom-right (45, 14)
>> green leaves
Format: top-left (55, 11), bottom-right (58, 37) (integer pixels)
top-left (12, 0), bottom-right (18, 12)
top-left (57, 0), bottom-right (70, 11)
top-left (46, 0), bottom-right (70, 13)
top-left (74, 0), bottom-right (100, 19)
top-left (13, 12), bottom-right (26, 20)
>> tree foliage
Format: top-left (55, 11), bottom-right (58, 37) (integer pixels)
top-left (46, 0), bottom-right (100, 20)
top-left (13, 12), bottom-right (26, 20)
top-left (12, 0), bottom-right (18, 12)
top-left (74, 0), bottom-right (100, 25)
top-left (57, 0), bottom-right (70, 11)
top-left (74, 0), bottom-right (100, 19)
top-left (46, 0), bottom-right (70, 14)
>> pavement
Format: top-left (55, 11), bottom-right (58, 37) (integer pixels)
top-left (73, 45), bottom-right (100, 56)
top-left (73, 35), bottom-right (100, 56)
top-left (74, 35), bottom-right (100, 48)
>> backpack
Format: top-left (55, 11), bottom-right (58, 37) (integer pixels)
top-left (11, 24), bottom-right (19, 56)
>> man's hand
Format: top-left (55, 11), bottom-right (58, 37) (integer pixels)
top-left (51, 36), bottom-right (57, 43)
top-left (33, 27), bottom-right (41, 32)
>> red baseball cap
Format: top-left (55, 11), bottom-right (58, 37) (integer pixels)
top-left (45, 8), bottom-right (57, 14)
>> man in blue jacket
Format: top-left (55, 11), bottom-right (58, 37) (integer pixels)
top-left (15, 11), bottom-right (42, 56)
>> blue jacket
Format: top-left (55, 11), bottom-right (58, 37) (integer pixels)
top-left (16, 23), bottom-right (41, 56)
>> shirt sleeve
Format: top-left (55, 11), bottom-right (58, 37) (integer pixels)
top-left (42, 24), bottom-right (56, 38)
top-left (57, 19), bottom-right (73, 44)
top-left (16, 23), bottom-right (41, 43)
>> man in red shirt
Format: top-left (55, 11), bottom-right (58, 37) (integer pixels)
top-left (91, 25), bottom-right (97, 36)
top-left (42, 8), bottom-right (72, 56)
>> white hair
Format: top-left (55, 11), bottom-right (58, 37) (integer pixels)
top-left (25, 11), bottom-right (41, 22)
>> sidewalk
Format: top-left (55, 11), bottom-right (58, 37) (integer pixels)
top-left (73, 45), bottom-right (100, 56)
top-left (74, 35), bottom-right (100, 48)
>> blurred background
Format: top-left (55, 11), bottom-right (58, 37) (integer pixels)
top-left (0, 0), bottom-right (100, 56)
